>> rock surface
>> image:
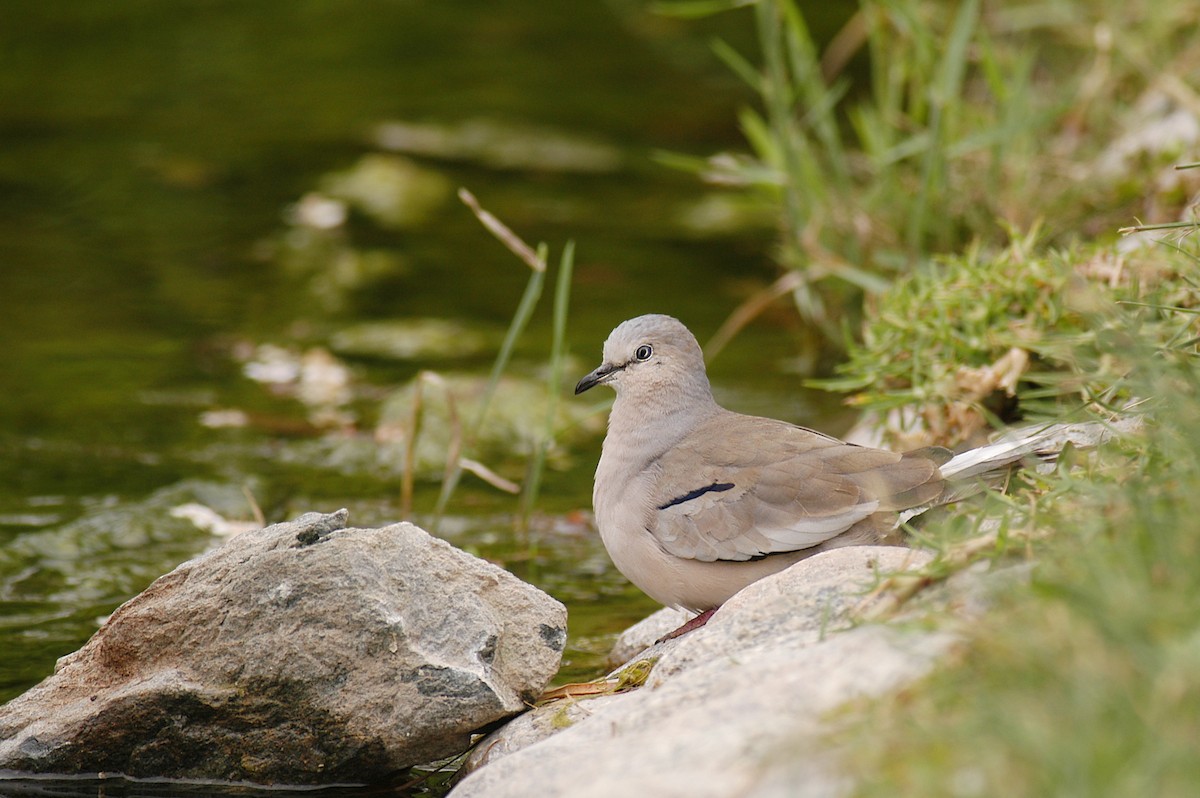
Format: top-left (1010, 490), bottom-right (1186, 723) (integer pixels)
top-left (453, 546), bottom-right (960, 798)
top-left (604, 606), bottom-right (692, 667)
top-left (0, 511), bottom-right (567, 785)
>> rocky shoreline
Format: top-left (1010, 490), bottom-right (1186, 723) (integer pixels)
top-left (0, 510), bottom-right (1017, 796)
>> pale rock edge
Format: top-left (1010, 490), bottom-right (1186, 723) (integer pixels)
top-left (453, 545), bottom-right (1011, 798)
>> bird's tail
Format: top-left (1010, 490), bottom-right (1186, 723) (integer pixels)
top-left (899, 415), bottom-right (1142, 523)
top-left (941, 416), bottom-right (1140, 481)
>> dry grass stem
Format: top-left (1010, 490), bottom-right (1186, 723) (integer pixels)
top-left (460, 457), bottom-right (520, 494)
top-left (458, 188), bottom-right (546, 273)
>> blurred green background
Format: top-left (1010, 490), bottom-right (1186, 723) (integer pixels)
top-left (0, 1), bottom-right (856, 701)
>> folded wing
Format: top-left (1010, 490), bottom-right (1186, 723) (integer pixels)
top-left (648, 414), bottom-right (946, 562)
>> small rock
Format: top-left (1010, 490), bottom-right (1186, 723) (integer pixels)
top-left (0, 512), bottom-right (566, 786)
top-left (605, 606), bottom-right (692, 666)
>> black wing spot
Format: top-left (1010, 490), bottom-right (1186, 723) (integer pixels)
top-left (657, 481), bottom-right (735, 511)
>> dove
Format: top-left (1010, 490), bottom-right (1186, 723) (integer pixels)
top-left (574, 314), bottom-right (973, 637)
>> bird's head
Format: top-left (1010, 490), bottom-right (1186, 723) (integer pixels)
top-left (575, 314), bottom-right (714, 409)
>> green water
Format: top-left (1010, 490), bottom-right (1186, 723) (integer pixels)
top-left (0, 0), bottom-right (855, 746)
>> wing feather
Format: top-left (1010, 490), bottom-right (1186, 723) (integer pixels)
top-left (646, 412), bottom-right (943, 562)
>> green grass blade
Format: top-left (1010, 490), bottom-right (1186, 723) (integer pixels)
top-left (651, 0), bottom-right (755, 19)
top-left (521, 240), bottom-right (575, 529)
top-left (906, 0), bottom-right (980, 250)
top-left (711, 37), bottom-right (763, 91)
top-left (433, 247), bottom-right (547, 523)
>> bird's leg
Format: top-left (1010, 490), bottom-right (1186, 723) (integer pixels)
top-left (656, 607), bottom-right (717, 643)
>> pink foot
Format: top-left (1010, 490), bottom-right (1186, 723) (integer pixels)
top-left (656, 607), bottom-right (717, 643)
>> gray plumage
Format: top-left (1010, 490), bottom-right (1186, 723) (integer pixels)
top-left (575, 314), bottom-right (947, 612)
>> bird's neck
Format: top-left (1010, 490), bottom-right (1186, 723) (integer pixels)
top-left (604, 388), bottom-right (719, 465)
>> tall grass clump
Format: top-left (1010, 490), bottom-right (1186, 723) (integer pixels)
top-left (809, 225), bottom-right (1196, 449)
top-left (658, 0), bottom-right (1199, 340)
top-left (835, 225), bottom-right (1200, 795)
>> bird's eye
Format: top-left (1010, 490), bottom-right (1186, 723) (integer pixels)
top-left (634, 344), bottom-right (653, 361)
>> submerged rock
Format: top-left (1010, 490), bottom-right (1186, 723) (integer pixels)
top-left (319, 154), bottom-right (453, 229)
top-left (375, 371), bottom-right (603, 478)
top-left (373, 119), bottom-right (623, 174)
top-left (329, 318), bottom-right (496, 361)
top-left (0, 511), bottom-right (567, 786)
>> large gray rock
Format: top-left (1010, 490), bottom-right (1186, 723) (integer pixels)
top-left (453, 546), bottom-right (954, 798)
top-left (0, 511), bottom-right (566, 785)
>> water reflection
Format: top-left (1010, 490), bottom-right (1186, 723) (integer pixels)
top-left (0, 0), bottom-right (851, 713)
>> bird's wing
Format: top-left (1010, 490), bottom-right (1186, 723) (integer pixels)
top-left (647, 414), bottom-right (944, 562)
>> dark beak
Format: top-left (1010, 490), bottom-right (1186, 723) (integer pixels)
top-left (574, 363), bottom-right (618, 395)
